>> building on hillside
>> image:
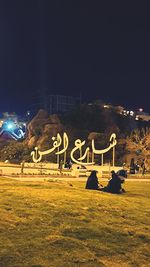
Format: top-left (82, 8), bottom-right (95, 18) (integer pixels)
top-left (31, 90), bottom-right (82, 115)
top-left (135, 108), bottom-right (150, 121)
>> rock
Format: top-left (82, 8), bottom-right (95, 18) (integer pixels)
top-left (26, 110), bottom-right (63, 149)
top-left (28, 136), bottom-right (37, 148)
top-left (27, 109), bottom-right (51, 139)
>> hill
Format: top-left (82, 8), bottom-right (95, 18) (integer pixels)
top-left (0, 103), bottom-right (149, 165)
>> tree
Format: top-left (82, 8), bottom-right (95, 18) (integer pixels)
top-left (0, 141), bottom-right (31, 163)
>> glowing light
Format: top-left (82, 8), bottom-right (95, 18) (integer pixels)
top-left (104, 105), bottom-right (110, 108)
top-left (26, 111), bottom-right (30, 116)
top-left (0, 119), bottom-right (26, 140)
top-left (130, 111), bottom-right (134, 116)
top-left (7, 123), bottom-right (14, 130)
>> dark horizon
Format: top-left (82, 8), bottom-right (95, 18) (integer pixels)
top-left (0, 1), bottom-right (150, 114)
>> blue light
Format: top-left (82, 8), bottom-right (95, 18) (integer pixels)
top-left (7, 123), bottom-right (14, 130)
top-left (0, 119), bottom-right (26, 140)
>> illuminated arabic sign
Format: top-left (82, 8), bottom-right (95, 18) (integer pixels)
top-left (31, 132), bottom-right (117, 166)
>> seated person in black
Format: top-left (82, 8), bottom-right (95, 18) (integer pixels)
top-left (101, 170), bottom-right (126, 194)
top-left (85, 170), bottom-right (100, 190)
top-left (117, 169), bottom-right (127, 180)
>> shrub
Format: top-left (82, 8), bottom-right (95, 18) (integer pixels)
top-left (0, 141), bottom-right (31, 163)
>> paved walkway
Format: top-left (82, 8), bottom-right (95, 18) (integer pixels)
top-left (3, 175), bottom-right (150, 182)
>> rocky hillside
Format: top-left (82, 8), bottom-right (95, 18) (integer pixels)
top-left (25, 108), bottom-right (150, 166)
top-left (0, 105), bottom-right (149, 165)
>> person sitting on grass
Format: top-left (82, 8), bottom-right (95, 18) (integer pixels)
top-left (100, 170), bottom-right (126, 194)
top-left (117, 169), bottom-right (127, 180)
top-left (85, 170), bottom-right (100, 190)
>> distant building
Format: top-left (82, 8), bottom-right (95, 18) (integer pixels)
top-left (135, 109), bottom-right (150, 121)
top-left (31, 90), bottom-right (81, 115)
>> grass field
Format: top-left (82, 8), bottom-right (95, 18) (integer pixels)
top-left (0, 177), bottom-right (150, 267)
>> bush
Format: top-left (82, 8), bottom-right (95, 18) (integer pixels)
top-left (0, 141), bottom-right (31, 163)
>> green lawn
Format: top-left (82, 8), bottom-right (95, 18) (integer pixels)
top-left (0, 177), bottom-right (150, 267)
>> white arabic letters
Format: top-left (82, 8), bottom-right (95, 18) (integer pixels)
top-left (40, 133), bottom-right (62, 156)
top-left (78, 147), bottom-right (90, 161)
top-left (31, 147), bottom-right (42, 163)
top-left (55, 132), bottom-right (69, 155)
top-left (92, 133), bottom-right (117, 155)
top-left (31, 132), bottom-right (69, 163)
top-left (70, 139), bottom-right (94, 165)
top-left (31, 133), bottom-right (62, 163)
top-left (31, 132), bottom-right (117, 166)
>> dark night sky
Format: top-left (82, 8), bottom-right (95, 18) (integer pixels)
top-left (0, 1), bottom-right (150, 114)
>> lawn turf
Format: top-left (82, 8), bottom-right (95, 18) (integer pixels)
top-left (0, 177), bottom-right (150, 267)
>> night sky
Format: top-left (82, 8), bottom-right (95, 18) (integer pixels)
top-left (0, 1), bottom-right (150, 114)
